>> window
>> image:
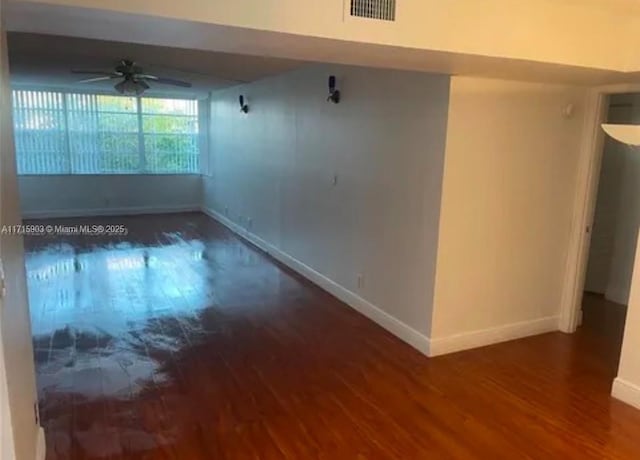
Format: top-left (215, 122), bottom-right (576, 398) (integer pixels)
top-left (12, 90), bottom-right (200, 175)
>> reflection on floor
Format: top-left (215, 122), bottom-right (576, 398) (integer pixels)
top-left (26, 213), bottom-right (640, 459)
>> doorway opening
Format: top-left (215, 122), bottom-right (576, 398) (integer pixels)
top-left (580, 93), bottom-right (640, 371)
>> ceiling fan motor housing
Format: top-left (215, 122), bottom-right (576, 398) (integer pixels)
top-left (115, 60), bottom-right (142, 77)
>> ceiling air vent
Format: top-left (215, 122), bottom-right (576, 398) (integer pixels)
top-left (350, 0), bottom-right (396, 21)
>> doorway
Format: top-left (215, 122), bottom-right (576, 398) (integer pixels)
top-left (580, 93), bottom-right (640, 367)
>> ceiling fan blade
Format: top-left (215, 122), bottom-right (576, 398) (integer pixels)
top-left (139, 75), bottom-right (192, 88)
top-left (78, 76), bottom-right (120, 84)
top-left (71, 69), bottom-right (120, 76)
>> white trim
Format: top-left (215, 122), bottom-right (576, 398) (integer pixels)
top-left (428, 316), bottom-right (560, 356)
top-left (200, 207), bottom-right (432, 356)
top-left (612, 377), bottom-right (640, 410)
top-left (35, 426), bottom-right (45, 460)
top-left (559, 89), bottom-right (608, 333)
top-left (22, 205), bottom-right (200, 220)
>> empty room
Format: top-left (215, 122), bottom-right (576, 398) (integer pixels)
top-left (2, 1), bottom-right (640, 460)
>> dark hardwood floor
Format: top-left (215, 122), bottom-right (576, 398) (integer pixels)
top-left (24, 213), bottom-right (640, 459)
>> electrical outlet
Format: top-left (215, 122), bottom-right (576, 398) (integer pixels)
top-left (332, 174), bottom-right (339, 186)
top-left (357, 274), bottom-right (364, 290)
top-left (247, 218), bottom-right (253, 229)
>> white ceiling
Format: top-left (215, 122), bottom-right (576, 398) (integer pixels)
top-left (8, 33), bottom-right (308, 97)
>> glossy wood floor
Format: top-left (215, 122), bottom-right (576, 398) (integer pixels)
top-left (25, 213), bottom-right (640, 459)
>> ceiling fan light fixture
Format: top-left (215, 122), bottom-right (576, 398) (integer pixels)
top-left (601, 123), bottom-right (640, 146)
top-left (115, 79), bottom-right (148, 96)
top-left (137, 80), bottom-right (150, 95)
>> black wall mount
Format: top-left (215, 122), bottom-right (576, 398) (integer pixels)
top-left (239, 95), bottom-right (249, 113)
top-left (327, 76), bottom-right (341, 104)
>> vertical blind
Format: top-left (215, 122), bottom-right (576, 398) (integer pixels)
top-left (12, 90), bottom-right (200, 175)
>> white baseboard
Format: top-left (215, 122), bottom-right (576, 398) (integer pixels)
top-left (201, 207), bottom-right (432, 356)
top-left (35, 426), bottom-right (45, 460)
top-left (22, 205), bottom-right (200, 220)
top-left (202, 206), bottom-right (562, 358)
top-left (612, 377), bottom-right (640, 410)
top-left (428, 316), bottom-right (559, 356)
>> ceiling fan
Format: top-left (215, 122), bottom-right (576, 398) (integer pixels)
top-left (71, 59), bottom-right (192, 95)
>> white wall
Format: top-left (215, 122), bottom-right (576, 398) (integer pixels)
top-left (585, 96), bottom-right (640, 305)
top-left (430, 76), bottom-right (589, 354)
top-left (0, 328), bottom-right (15, 460)
top-left (18, 174), bottom-right (201, 218)
top-left (0, 6), bottom-right (39, 459)
top-left (203, 64), bottom-right (450, 345)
